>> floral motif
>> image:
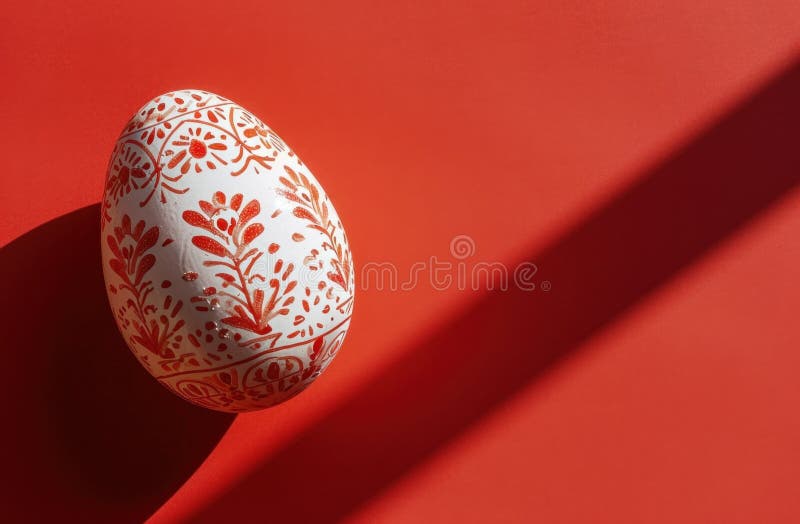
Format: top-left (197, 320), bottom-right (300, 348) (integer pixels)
top-left (106, 143), bottom-right (150, 201)
top-left (106, 215), bottom-right (184, 359)
top-left (101, 143), bottom-right (152, 225)
top-left (229, 107), bottom-right (278, 175)
top-left (278, 165), bottom-right (353, 293)
top-left (163, 125), bottom-right (229, 174)
top-left (101, 94), bottom-right (293, 219)
top-left (182, 191), bottom-right (297, 347)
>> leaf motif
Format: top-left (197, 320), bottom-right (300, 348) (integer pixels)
top-left (106, 235), bottom-right (123, 260)
top-left (199, 200), bottom-right (215, 216)
top-left (253, 289), bottom-right (265, 319)
top-left (131, 335), bottom-right (147, 349)
top-left (239, 199), bottom-right (260, 225)
top-left (242, 223), bottom-right (264, 244)
top-left (135, 254), bottom-right (156, 285)
top-left (279, 176), bottom-right (297, 190)
top-left (182, 210), bottom-right (210, 229)
top-left (276, 190), bottom-right (304, 205)
top-left (221, 315), bottom-right (258, 331)
top-left (283, 165), bottom-right (300, 184)
top-left (310, 337), bottom-right (324, 360)
top-left (133, 220), bottom-right (145, 239)
top-left (109, 258), bottom-right (127, 281)
top-left (328, 271), bottom-right (346, 290)
top-left (308, 181), bottom-right (319, 204)
top-left (192, 236), bottom-right (227, 257)
top-left (230, 193), bottom-right (243, 211)
top-left (167, 149), bottom-right (187, 169)
top-left (293, 207), bottom-right (318, 224)
top-left (233, 305), bottom-right (248, 318)
top-left (134, 226), bottom-right (159, 260)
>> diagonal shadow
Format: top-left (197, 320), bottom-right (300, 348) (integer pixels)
top-left (192, 58), bottom-right (800, 522)
top-left (0, 206), bottom-right (235, 523)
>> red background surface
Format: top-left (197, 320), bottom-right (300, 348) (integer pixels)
top-left (2, 1), bottom-right (800, 522)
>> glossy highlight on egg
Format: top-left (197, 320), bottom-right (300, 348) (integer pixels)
top-left (100, 89), bottom-right (354, 412)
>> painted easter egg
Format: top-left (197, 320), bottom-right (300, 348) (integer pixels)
top-left (100, 89), bottom-right (354, 412)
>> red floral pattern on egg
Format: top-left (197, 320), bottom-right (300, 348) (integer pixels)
top-left (101, 89), bottom-right (354, 412)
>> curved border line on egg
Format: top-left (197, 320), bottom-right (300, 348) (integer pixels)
top-left (155, 315), bottom-right (353, 380)
top-left (119, 101), bottom-right (236, 140)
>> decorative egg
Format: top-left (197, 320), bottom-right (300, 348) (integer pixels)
top-left (100, 89), bottom-right (354, 412)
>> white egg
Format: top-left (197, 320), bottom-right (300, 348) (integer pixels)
top-left (101, 89), bottom-right (354, 412)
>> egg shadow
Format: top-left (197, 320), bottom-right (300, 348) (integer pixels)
top-left (0, 204), bottom-right (234, 523)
